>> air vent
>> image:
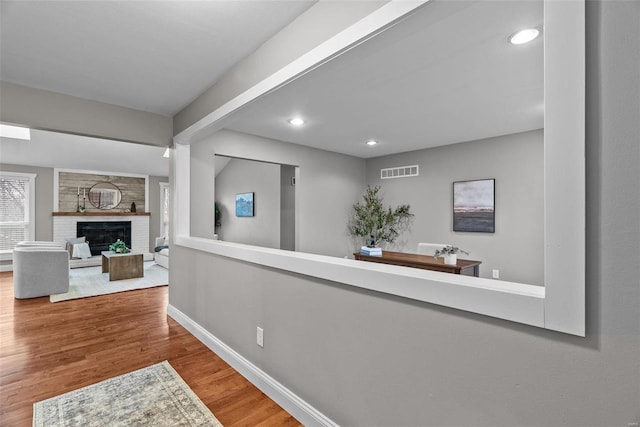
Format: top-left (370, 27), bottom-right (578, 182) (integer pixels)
top-left (380, 165), bottom-right (419, 179)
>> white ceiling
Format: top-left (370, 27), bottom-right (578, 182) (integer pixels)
top-left (224, 0), bottom-right (543, 158)
top-left (0, 0), bottom-right (542, 164)
top-left (0, 0), bottom-right (315, 116)
top-left (0, 0), bottom-right (315, 176)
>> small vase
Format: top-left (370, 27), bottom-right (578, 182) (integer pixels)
top-left (444, 254), bottom-right (457, 265)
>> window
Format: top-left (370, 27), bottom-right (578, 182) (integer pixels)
top-left (159, 182), bottom-right (169, 238)
top-left (0, 172), bottom-right (36, 256)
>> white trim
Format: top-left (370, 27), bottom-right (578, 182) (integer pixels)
top-left (144, 178), bottom-right (149, 212)
top-left (159, 182), bottom-right (169, 238)
top-left (0, 264), bottom-right (13, 272)
top-left (53, 168), bottom-right (149, 211)
top-left (543, 0), bottom-right (585, 335)
top-left (167, 304), bottom-right (339, 427)
top-left (54, 167), bottom-right (148, 179)
top-left (173, 144), bottom-right (190, 239)
top-left (172, 0), bottom-right (585, 335)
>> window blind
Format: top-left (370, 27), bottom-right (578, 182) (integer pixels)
top-left (0, 177), bottom-right (30, 251)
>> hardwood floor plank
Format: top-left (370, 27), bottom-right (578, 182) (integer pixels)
top-left (0, 271), bottom-right (302, 426)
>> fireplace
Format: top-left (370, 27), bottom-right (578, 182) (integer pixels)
top-left (77, 221), bottom-right (132, 256)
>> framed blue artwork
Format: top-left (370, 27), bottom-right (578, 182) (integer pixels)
top-left (235, 192), bottom-right (254, 217)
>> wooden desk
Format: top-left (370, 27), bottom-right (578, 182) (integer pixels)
top-left (354, 250), bottom-right (481, 277)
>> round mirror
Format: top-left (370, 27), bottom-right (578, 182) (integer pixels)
top-left (88, 182), bottom-right (122, 210)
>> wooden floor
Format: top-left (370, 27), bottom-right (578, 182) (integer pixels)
top-left (0, 271), bottom-right (301, 426)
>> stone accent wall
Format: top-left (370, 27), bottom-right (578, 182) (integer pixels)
top-left (59, 172), bottom-right (145, 212)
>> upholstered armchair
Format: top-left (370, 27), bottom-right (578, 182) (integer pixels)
top-left (13, 246), bottom-right (70, 299)
top-left (154, 236), bottom-right (169, 269)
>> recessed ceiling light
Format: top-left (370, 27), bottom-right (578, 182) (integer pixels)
top-left (366, 140), bottom-right (378, 146)
top-left (508, 28), bottom-right (541, 45)
top-left (0, 124), bottom-right (31, 140)
top-left (288, 117), bottom-right (305, 126)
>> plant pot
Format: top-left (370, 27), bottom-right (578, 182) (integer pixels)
top-left (444, 254), bottom-right (457, 265)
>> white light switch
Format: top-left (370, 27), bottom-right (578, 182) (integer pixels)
top-left (256, 326), bottom-right (264, 347)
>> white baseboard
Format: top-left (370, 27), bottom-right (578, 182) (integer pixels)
top-left (0, 264), bottom-right (13, 272)
top-left (167, 304), bottom-right (338, 427)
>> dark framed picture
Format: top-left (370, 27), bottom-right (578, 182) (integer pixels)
top-left (235, 192), bottom-right (254, 217)
top-left (453, 179), bottom-right (495, 233)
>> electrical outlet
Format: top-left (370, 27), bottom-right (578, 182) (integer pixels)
top-left (256, 326), bottom-right (264, 348)
top-left (492, 269), bottom-right (500, 279)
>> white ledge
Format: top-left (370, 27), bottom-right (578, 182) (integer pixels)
top-left (176, 236), bottom-right (545, 328)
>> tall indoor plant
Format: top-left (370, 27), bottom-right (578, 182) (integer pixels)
top-left (214, 202), bottom-right (222, 235)
top-left (348, 186), bottom-right (413, 248)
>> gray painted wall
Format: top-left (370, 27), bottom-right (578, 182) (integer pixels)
top-left (280, 164), bottom-right (296, 251)
top-left (170, 1), bottom-right (640, 425)
top-left (366, 130), bottom-right (544, 284)
top-left (190, 129), bottom-right (365, 257)
top-left (215, 158), bottom-right (281, 249)
top-left (148, 176), bottom-right (168, 250)
top-left (0, 82), bottom-right (173, 147)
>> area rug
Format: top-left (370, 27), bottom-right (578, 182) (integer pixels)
top-left (50, 261), bottom-right (168, 303)
top-left (33, 361), bottom-right (222, 427)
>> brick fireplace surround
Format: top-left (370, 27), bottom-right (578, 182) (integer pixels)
top-left (53, 212), bottom-right (151, 268)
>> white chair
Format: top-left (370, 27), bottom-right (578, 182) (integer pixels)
top-left (13, 246), bottom-right (70, 298)
top-left (417, 243), bottom-right (450, 256)
top-left (154, 236), bottom-right (169, 269)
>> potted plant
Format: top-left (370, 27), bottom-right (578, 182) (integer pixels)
top-left (214, 202), bottom-right (221, 231)
top-left (109, 239), bottom-right (129, 254)
top-left (434, 245), bottom-right (468, 265)
top-left (348, 186), bottom-right (413, 248)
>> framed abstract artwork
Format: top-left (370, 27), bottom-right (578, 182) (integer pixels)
top-left (235, 192), bottom-right (254, 217)
top-left (453, 179), bottom-right (495, 233)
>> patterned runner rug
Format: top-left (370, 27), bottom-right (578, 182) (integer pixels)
top-left (33, 361), bottom-right (222, 427)
top-left (51, 261), bottom-right (168, 302)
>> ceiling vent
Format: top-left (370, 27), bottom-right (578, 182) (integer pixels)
top-left (380, 165), bottom-right (419, 180)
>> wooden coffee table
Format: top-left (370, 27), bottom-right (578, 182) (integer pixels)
top-left (101, 251), bottom-right (144, 281)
